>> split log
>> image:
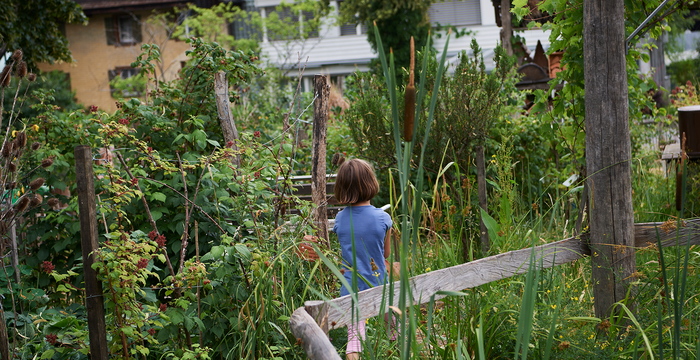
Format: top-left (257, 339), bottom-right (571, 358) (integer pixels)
top-left (289, 307), bottom-right (341, 360)
top-left (214, 71), bottom-right (241, 168)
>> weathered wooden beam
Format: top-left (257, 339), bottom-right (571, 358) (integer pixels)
top-left (305, 219), bottom-right (700, 330)
top-left (289, 307), bottom-right (341, 360)
top-left (311, 74), bottom-right (330, 244)
top-left (75, 146), bottom-right (109, 360)
top-left (307, 235), bottom-right (590, 330)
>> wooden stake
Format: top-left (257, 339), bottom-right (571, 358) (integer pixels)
top-left (75, 145), bottom-right (109, 360)
top-left (583, 0), bottom-right (636, 320)
top-left (289, 307), bottom-right (341, 360)
top-left (214, 71), bottom-right (241, 168)
top-left (476, 146), bottom-right (489, 256)
top-left (312, 74), bottom-right (330, 245)
top-left (501, 0), bottom-right (513, 56)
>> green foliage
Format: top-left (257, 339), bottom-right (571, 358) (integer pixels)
top-left (668, 58), bottom-right (700, 89)
top-left (0, 0), bottom-right (87, 69)
top-left (173, 2), bottom-right (258, 53)
top-left (2, 71), bottom-right (81, 120)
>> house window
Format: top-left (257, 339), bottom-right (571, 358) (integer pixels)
top-left (104, 15), bottom-right (142, 46)
top-left (263, 5), bottom-right (318, 41)
top-left (108, 67), bottom-right (143, 98)
top-left (428, 0), bottom-right (481, 27)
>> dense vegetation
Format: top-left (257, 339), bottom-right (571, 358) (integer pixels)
top-left (0, 2), bottom-right (699, 360)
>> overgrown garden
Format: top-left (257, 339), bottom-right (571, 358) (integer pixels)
top-left (0, 0), bottom-right (699, 359)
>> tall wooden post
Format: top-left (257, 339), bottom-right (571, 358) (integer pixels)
top-left (501, 0), bottom-right (513, 56)
top-left (312, 74), bottom-right (330, 244)
top-left (476, 146), bottom-right (490, 256)
top-left (75, 146), bottom-right (109, 360)
top-left (583, 0), bottom-right (636, 320)
top-left (214, 71), bottom-right (242, 168)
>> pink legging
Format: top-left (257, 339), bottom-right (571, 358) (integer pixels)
top-left (346, 315), bottom-right (398, 354)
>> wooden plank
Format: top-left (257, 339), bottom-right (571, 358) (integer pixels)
top-left (661, 143), bottom-right (681, 161)
top-left (75, 145), bottom-right (109, 360)
top-left (311, 74), bottom-right (330, 244)
top-left (634, 219), bottom-right (700, 248)
top-left (307, 236), bottom-right (590, 330)
top-left (306, 220), bottom-right (700, 329)
top-left (289, 307), bottom-right (342, 360)
top-left (293, 182), bottom-right (336, 196)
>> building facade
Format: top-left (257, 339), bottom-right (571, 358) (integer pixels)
top-left (39, 0), bottom-right (550, 111)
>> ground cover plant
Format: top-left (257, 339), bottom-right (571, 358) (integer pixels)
top-left (0, 5), bottom-right (699, 360)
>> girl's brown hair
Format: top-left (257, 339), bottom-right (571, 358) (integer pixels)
top-left (334, 159), bottom-right (379, 204)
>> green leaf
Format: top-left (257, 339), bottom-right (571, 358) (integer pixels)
top-left (206, 139), bottom-right (221, 147)
top-left (480, 208), bottom-right (501, 243)
top-left (151, 192), bottom-right (167, 202)
top-left (234, 244), bottom-right (251, 261)
top-left (151, 210), bottom-right (163, 221)
top-left (41, 349), bottom-right (55, 359)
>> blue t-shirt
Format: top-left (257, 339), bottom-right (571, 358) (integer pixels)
top-left (332, 205), bottom-right (392, 296)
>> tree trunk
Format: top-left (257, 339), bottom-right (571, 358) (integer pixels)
top-left (501, 0), bottom-right (513, 56)
top-left (583, 0), bottom-right (636, 320)
top-left (214, 72), bottom-right (241, 168)
top-left (312, 75), bottom-right (330, 245)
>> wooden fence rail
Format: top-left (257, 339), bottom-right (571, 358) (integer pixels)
top-left (290, 219), bottom-right (700, 358)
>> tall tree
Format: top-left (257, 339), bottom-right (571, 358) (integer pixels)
top-left (338, 0), bottom-right (433, 83)
top-left (583, 0), bottom-right (636, 320)
top-left (0, 0), bottom-right (87, 69)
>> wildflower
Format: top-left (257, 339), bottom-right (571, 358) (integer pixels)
top-left (29, 178), bottom-right (45, 191)
top-left (156, 235), bottom-right (166, 248)
top-left (16, 61), bottom-right (27, 78)
top-left (148, 328), bottom-right (156, 336)
top-left (425, 267), bottom-right (431, 272)
top-left (373, 271), bottom-right (380, 278)
top-left (32, 124), bottom-right (39, 132)
top-left (137, 258), bottom-right (149, 269)
top-left (148, 230), bottom-right (157, 240)
top-left (227, 141), bottom-right (234, 147)
top-left (687, 80), bottom-right (693, 87)
top-left (90, 105), bottom-right (98, 113)
top-left (11, 50), bottom-right (22, 61)
top-left (41, 261), bottom-right (55, 274)
top-left (147, 147), bottom-right (153, 154)
top-left (159, 303), bottom-right (167, 312)
top-left (11, 130), bottom-right (16, 138)
top-left (45, 333), bottom-right (57, 345)
top-left (0, 65), bottom-right (10, 88)
top-left (550, 304), bottom-right (557, 309)
top-left (118, 118), bottom-right (129, 125)
top-left (254, 130), bottom-right (261, 138)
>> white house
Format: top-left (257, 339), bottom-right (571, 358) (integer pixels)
top-left (245, 0), bottom-right (551, 91)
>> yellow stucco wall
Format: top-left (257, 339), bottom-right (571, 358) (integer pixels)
top-left (38, 11), bottom-right (191, 113)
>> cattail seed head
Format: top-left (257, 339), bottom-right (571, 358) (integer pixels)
top-left (0, 65), bottom-right (11, 88)
top-left (8, 162), bottom-right (16, 172)
top-left (31, 141), bottom-right (41, 151)
top-left (332, 153), bottom-right (341, 166)
top-left (15, 197), bottom-right (29, 212)
top-left (30, 194), bottom-right (43, 207)
top-left (16, 61), bottom-right (27, 78)
top-left (16, 131), bottom-right (27, 148)
top-left (11, 49), bottom-right (22, 61)
top-left (27, 73), bottom-right (36, 82)
top-left (1, 141), bottom-right (11, 158)
top-left (29, 178), bottom-right (45, 191)
top-left (47, 198), bottom-right (59, 208)
top-left (41, 158), bottom-right (54, 168)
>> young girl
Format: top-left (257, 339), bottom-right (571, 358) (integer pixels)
top-left (332, 159), bottom-right (393, 359)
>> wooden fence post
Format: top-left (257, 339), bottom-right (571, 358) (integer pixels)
top-left (312, 74), bottom-right (330, 244)
top-left (583, 0), bottom-right (636, 320)
top-left (75, 145), bottom-right (109, 360)
top-left (289, 307), bottom-right (341, 360)
top-left (214, 71), bottom-right (242, 168)
top-left (501, 0), bottom-right (513, 56)
top-left (476, 146), bottom-right (490, 256)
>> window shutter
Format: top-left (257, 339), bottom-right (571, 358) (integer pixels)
top-left (104, 17), bottom-right (116, 45)
top-left (133, 15), bottom-right (142, 43)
